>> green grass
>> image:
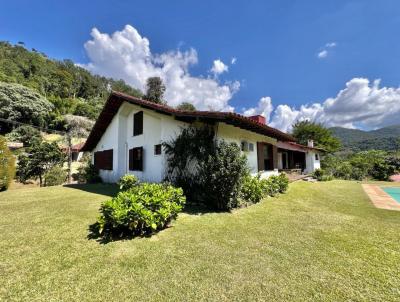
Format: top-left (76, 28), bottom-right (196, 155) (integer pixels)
top-left (1, 181), bottom-right (399, 301)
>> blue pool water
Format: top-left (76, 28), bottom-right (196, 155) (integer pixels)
top-left (382, 187), bottom-right (400, 202)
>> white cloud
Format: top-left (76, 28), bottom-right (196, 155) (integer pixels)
top-left (210, 59), bottom-right (229, 75)
top-left (243, 97), bottom-right (274, 123)
top-left (245, 78), bottom-right (400, 132)
top-left (317, 41), bottom-right (337, 59)
top-left (317, 50), bottom-right (328, 59)
top-left (81, 25), bottom-right (239, 111)
top-left (231, 57), bottom-right (237, 64)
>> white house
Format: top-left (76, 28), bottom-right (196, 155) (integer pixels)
top-left (82, 91), bottom-right (322, 183)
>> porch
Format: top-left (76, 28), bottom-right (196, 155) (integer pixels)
top-left (256, 141), bottom-right (308, 175)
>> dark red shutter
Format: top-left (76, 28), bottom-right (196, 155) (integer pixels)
top-left (129, 148), bottom-right (133, 170)
top-left (93, 149), bottom-right (113, 170)
top-left (133, 111), bottom-right (143, 136)
top-left (257, 142), bottom-right (264, 171)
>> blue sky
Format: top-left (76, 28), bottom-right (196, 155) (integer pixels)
top-left (1, 0), bottom-right (400, 130)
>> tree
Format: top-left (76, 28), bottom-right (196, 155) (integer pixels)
top-left (17, 141), bottom-right (65, 186)
top-left (292, 120), bottom-right (341, 153)
top-left (144, 77), bottom-right (166, 104)
top-left (0, 82), bottom-right (54, 132)
top-left (0, 136), bottom-right (16, 191)
top-left (176, 102), bottom-right (196, 111)
top-left (5, 125), bottom-right (42, 148)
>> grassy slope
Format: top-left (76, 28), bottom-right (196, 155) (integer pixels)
top-left (0, 181), bottom-right (399, 301)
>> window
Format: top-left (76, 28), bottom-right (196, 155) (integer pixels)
top-left (133, 111), bottom-right (143, 136)
top-left (315, 153), bottom-right (319, 160)
top-left (257, 142), bottom-right (273, 171)
top-left (93, 149), bottom-right (113, 170)
top-left (154, 144), bottom-right (162, 155)
top-left (129, 147), bottom-right (143, 171)
top-left (248, 143), bottom-right (254, 152)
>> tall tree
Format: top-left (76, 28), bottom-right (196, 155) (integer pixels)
top-left (0, 82), bottom-right (54, 132)
top-left (144, 77), bottom-right (166, 104)
top-left (176, 102), bottom-right (196, 111)
top-left (17, 141), bottom-right (65, 186)
top-left (292, 120), bottom-right (341, 153)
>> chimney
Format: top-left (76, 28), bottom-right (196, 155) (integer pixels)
top-left (249, 115), bottom-right (266, 124)
top-left (307, 139), bottom-right (314, 148)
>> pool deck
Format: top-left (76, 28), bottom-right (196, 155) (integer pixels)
top-left (362, 184), bottom-right (400, 211)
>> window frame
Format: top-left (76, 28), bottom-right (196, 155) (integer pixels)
top-left (129, 146), bottom-right (144, 171)
top-left (133, 111), bottom-right (143, 136)
top-left (154, 144), bottom-right (162, 155)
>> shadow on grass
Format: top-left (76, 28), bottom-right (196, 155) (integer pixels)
top-left (87, 222), bottom-right (173, 244)
top-left (64, 183), bottom-right (119, 197)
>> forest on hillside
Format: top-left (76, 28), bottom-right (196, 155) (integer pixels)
top-left (0, 41), bottom-right (142, 134)
top-left (330, 126), bottom-right (400, 152)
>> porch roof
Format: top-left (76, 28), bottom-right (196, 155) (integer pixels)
top-left (276, 141), bottom-right (324, 152)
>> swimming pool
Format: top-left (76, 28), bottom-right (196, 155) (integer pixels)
top-left (382, 187), bottom-right (400, 202)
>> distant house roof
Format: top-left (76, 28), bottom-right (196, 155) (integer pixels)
top-left (82, 91), bottom-right (296, 151)
top-left (61, 141), bottom-right (85, 153)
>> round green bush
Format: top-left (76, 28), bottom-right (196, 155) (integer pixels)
top-left (95, 183), bottom-right (186, 239)
top-left (118, 174), bottom-right (139, 191)
top-left (240, 174), bottom-right (264, 204)
top-left (44, 165), bottom-right (67, 186)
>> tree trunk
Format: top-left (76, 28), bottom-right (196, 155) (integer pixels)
top-left (39, 174), bottom-right (42, 187)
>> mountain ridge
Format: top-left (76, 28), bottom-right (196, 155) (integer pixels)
top-left (330, 125), bottom-right (400, 151)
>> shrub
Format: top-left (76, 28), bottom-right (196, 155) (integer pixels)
top-left (77, 161), bottom-right (102, 183)
top-left (44, 165), bottom-right (67, 186)
top-left (164, 127), bottom-right (249, 211)
top-left (0, 136), bottom-right (16, 191)
top-left (262, 174), bottom-right (289, 196)
top-left (198, 141), bottom-right (248, 210)
top-left (240, 174), bottom-right (264, 204)
top-left (95, 183), bottom-right (186, 239)
top-left (118, 174), bottom-right (139, 191)
top-left (312, 169), bottom-right (333, 181)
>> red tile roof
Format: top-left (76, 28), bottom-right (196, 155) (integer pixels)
top-left (82, 91), bottom-right (296, 151)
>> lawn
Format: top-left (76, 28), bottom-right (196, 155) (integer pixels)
top-left (1, 181), bottom-right (399, 301)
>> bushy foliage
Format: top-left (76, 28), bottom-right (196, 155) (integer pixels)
top-left (262, 174), bottom-right (289, 196)
top-left (199, 141), bottom-right (248, 210)
top-left (17, 141), bottom-right (65, 186)
top-left (0, 42), bottom-right (142, 129)
top-left (240, 174), bottom-right (264, 204)
top-left (144, 77), bottom-right (166, 104)
top-left (118, 174), bottom-right (139, 191)
top-left (292, 120), bottom-right (341, 153)
top-left (312, 169), bottom-right (333, 181)
top-left (76, 158), bottom-right (102, 184)
top-left (0, 82), bottom-right (54, 131)
top-left (164, 126), bottom-right (216, 202)
top-left (63, 114), bottom-right (94, 137)
top-left (321, 150), bottom-right (397, 181)
top-left (94, 183), bottom-right (186, 239)
top-left (5, 125), bottom-right (43, 148)
top-left (240, 173), bottom-right (289, 204)
top-left (0, 136), bottom-right (15, 191)
top-left (44, 165), bottom-right (67, 186)
top-left (176, 102), bottom-right (196, 111)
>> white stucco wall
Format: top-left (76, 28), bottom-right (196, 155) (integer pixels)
top-left (92, 109), bottom-right (121, 183)
top-left (93, 103), bottom-right (187, 183)
top-left (305, 151), bottom-right (321, 174)
top-left (92, 103), bottom-right (286, 183)
top-left (216, 123), bottom-right (279, 177)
